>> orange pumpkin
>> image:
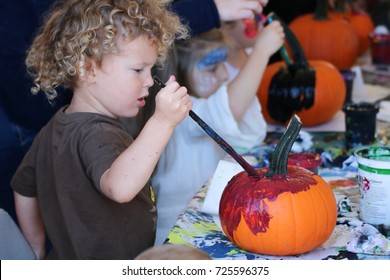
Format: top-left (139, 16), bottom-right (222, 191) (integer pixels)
top-left (329, 0), bottom-right (375, 55)
top-left (288, 0), bottom-right (359, 69)
top-left (219, 116), bottom-right (337, 256)
top-left (349, 12), bottom-right (375, 55)
top-left (258, 60), bottom-right (346, 127)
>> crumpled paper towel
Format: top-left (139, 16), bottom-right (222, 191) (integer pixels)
top-left (201, 160), bottom-right (243, 215)
top-left (346, 221), bottom-right (390, 255)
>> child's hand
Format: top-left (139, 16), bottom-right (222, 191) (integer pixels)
top-left (154, 75), bottom-right (192, 127)
top-left (254, 20), bottom-right (285, 57)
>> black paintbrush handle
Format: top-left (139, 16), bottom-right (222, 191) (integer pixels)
top-left (267, 12), bottom-right (292, 66)
top-left (153, 76), bottom-right (258, 177)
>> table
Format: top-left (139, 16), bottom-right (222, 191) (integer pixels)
top-left (164, 128), bottom-right (390, 260)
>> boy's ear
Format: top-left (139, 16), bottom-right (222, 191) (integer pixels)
top-left (83, 60), bottom-right (97, 84)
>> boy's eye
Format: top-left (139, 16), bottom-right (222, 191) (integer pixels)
top-left (134, 68), bottom-right (143, 73)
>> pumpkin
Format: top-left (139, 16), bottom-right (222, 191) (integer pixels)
top-left (349, 11), bottom-right (375, 55)
top-left (219, 115), bottom-right (337, 256)
top-left (257, 14), bottom-right (346, 127)
top-left (288, 0), bottom-right (359, 69)
top-left (329, 0), bottom-right (375, 55)
top-left (258, 60), bottom-right (346, 126)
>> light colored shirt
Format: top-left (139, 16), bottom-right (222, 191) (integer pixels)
top-left (152, 83), bottom-right (266, 245)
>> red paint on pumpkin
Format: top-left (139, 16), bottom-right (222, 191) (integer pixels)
top-left (220, 166), bottom-right (317, 236)
top-left (219, 166), bottom-right (337, 256)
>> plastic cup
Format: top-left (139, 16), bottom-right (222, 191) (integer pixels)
top-left (287, 153), bottom-right (322, 175)
top-left (369, 33), bottom-right (390, 67)
top-left (354, 147), bottom-right (390, 226)
top-left (343, 102), bottom-right (379, 149)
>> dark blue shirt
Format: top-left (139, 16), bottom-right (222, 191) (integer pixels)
top-left (170, 0), bottom-right (220, 35)
top-left (0, 0), bottom-right (71, 131)
top-left (0, 0), bottom-right (71, 132)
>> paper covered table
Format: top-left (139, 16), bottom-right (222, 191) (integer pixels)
top-left (164, 131), bottom-right (390, 260)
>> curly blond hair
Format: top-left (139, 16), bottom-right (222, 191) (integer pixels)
top-left (26, 0), bottom-right (188, 101)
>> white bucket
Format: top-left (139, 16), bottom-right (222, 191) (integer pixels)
top-left (354, 147), bottom-right (390, 226)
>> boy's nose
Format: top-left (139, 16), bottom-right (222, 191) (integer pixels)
top-left (145, 72), bottom-right (154, 88)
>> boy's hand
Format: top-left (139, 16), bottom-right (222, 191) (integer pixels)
top-left (154, 75), bottom-right (192, 128)
top-left (254, 20), bottom-right (285, 57)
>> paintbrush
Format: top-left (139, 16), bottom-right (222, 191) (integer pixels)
top-left (153, 76), bottom-right (258, 177)
top-left (265, 12), bottom-right (316, 124)
top-left (266, 12), bottom-right (292, 66)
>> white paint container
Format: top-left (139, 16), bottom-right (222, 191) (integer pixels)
top-left (354, 147), bottom-right (390, 226)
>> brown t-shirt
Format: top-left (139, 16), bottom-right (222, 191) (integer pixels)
top-left (11, 107), bottom-right (156, 259)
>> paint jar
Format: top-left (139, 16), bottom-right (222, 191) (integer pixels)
top-left (288, 153), bottom-right (322, 175)
top-left (343, 102), bottom-right (379, 149)
top-left (354, 146), bottom-right (390, 226)
top-left (340, 69), bottom-right (356, 105)
top-left (369, 33), bottom-right (390, 67)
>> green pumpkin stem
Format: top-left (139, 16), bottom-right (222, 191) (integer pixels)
top-left (313, 0), bottom-right (329, 21)
top-left (334, 0), bottom-right (347, 13)
top-left (266, 115), bottom-right (303, 178)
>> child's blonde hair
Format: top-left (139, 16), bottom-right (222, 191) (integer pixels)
top-left (26, 0), bottom-right (188, 101)
top-left (135, 244), bottom-right (212, 260)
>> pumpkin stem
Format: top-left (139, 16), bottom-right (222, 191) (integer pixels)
top-left (313, 0), bottom-right (329, 21)
top-left (266, 115), bottom-right (302, 178)
top-left (334, 0), bottom-right (348, 13)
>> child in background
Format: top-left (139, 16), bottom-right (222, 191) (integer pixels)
top-left (11, 0), bottom-right (191, 259)
top-left (221, 14), bottom-right (267, 82)
top-left (152, 20), bottom-right (285, 245)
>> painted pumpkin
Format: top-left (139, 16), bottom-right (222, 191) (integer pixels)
top-left (219, 115), bottom-right (337, 256)
top-left (288, 0), bottom-right (359, 69)
top-left (258, 60), bottom-right (346, 127)
top-left (257, 14), bottom-right (346, 127)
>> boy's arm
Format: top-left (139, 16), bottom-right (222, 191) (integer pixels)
top-left (14, 192), bottom-right (46, 259)
top-left (99, 76), bottom-right (192, 203)
top-left (227, 20), bottom-right (284, 121)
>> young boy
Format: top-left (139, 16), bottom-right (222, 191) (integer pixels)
top-left (11, 0), bottom-right (191, 260)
